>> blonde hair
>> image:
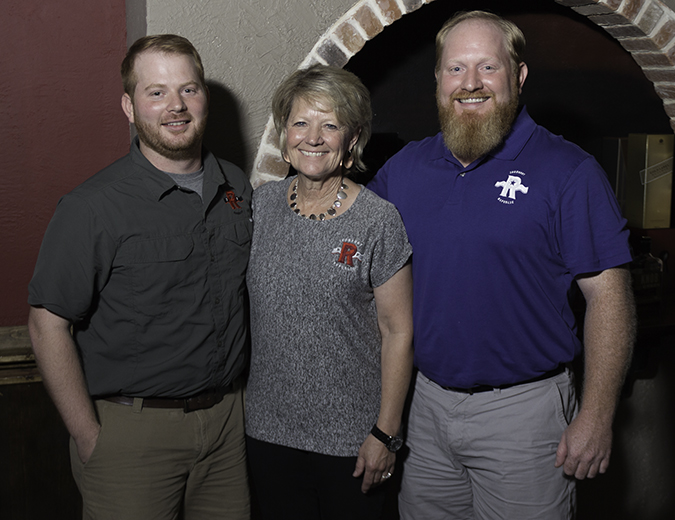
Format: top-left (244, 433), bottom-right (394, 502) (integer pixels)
top-left (435, 10), bottom-right (526, 77)
top-left (272, 64), bottom-right (372, 173)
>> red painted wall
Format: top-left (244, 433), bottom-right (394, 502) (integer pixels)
top-left (1, 1), bottom-right (129, 326)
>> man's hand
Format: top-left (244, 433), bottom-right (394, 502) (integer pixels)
top-left (353, 434), bottom-right (395, 493)
top-left (555, 410), bottom-right (612, 479)
top-left (74, 423), bottom-right (102, 464)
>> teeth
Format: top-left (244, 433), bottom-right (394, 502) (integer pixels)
top-left (165, 121), bottom-right (187, 126)
top-left (458, 97), bottom-right (488, 104)
top-left (301, 151), bottom-right (326, 157)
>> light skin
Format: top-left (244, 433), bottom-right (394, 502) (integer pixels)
top-left (282, 96), bottom-right (414, 492)
top-left (29, 49), bottom-right (212, 464)
top-left (28, 307), bottom-right (100, 463)
top-left (437, 18), bottom-right (636, 480)
top-left (353, 263), bottom-right (413, 493)
top-left (283, 97), bottom-right (361, 215)
top-left (436, 20), bottom-right (527, 167)
top-left (121, 51), bottom-right (209, 174)
top-left (556, 267), bottom-right (635, 479)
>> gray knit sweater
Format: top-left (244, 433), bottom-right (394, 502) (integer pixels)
top-left (245, 176), bottom-right (412, 456)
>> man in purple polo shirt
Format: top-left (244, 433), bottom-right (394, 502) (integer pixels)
top-left (368, 10), bottom-right (636, 520)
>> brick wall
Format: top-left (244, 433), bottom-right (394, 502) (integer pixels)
top-left (250, 0), bottom-right (675, 186)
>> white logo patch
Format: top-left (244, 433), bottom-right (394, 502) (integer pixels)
top-left (495, 171), bottom-right (529, 204)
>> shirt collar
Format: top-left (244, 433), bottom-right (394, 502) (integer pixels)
top-left (130, 137), bottom-right (225, 201)
top-left (488, 106), bottom-right (536, 162)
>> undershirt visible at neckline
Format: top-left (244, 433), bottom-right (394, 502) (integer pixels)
top-left (163, 167), bottom-right (205, 200)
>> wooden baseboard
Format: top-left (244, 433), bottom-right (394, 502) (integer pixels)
top-left (0, 325), bottom-right (41, 385)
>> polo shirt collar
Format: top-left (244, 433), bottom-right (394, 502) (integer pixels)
top-left (488, 106), bottom-right (536, 162)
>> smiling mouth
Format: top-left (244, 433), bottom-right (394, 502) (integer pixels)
top-left (163, 121), bottom-right (190, 127)
top-left (300, 150), bottom-right (327, 157)
top-left (456, 97), bottom-right (490, 104)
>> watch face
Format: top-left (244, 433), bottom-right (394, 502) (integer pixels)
top-left (389, 436), bottom-right (403, 452)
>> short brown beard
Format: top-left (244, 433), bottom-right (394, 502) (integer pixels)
top-left (437, 83), bottom-right (519, 165)
top-left (134, 112), bottom-right (207, 162)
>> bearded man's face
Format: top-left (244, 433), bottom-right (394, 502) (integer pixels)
top-left (437, 76), bottom-right (519, 165)
top-left (435, 20), bottom-right (527, 165)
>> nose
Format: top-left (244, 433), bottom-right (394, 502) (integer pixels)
top-left (305, 125), bottom-right (324, 145)
top-left (167, 91), bottom-right (187, 112)
top-left (461, 69), bottom-right (483, 92)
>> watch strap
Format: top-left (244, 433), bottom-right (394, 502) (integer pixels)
top-left (370, 424), bottom-right (403, 452)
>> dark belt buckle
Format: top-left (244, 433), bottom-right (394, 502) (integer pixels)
top-left (182, 387), bottom-right (227, 413)
top-left (184, 393), bottom-right (208, 413)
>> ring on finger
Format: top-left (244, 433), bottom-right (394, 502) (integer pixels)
top-left (381, 472), bottom-right (392, 480)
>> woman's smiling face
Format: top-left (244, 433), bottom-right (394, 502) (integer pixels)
top-left (283, 97), bottom-right (357, 180)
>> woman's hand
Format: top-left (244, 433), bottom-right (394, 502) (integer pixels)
top-left (353, 434), bottom-right (395, 493)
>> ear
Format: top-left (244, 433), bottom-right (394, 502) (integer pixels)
top-left (344, 129), bottom-right (361, 169)
top-left (121, 93), bottom-right (135, 124)
top-left (278, 128), bottom-right (291, 164)
top-left (517, 62), bottom-right (528, 94)
top-left (281, 142), bottom-right (291, 164)
top-left (349, 128), bottom-right (361, 150)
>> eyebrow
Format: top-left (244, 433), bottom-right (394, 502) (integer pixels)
top-left (142, 81), bottom-right (200, 92)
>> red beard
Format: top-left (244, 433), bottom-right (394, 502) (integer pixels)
top-left (437, 84), bottom-right (519, 165)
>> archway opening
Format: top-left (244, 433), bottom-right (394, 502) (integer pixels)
top-left (252, 0), bottom-right (675, 187)
top-left (344, 0), bottom-right (671, 184)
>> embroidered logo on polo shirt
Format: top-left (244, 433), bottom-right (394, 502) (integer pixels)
top-left (495, 170), bottom-right (529, 205)
top-left (331, 240), bottom-right (363, 270)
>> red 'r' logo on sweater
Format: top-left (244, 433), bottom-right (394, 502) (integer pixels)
top-left (332, 241), bottom-right (363, 267)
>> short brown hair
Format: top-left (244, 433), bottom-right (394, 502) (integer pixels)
top-left (435, 10), bottom-right (526, 77)
top-left (121, 34), bottom-right (206, 99)
top-left (271, 64), bottom-right (372, 173)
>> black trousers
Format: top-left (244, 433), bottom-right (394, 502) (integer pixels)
top-left (247, 436), bottom-right (387, 520)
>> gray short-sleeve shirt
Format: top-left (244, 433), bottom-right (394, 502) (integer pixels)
top-left (245, 177), bottom-right (412, 457)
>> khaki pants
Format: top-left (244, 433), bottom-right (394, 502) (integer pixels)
top-left (399, 370), bottom-right (577, 520)
top-left (70, 384), bottom-right (249, 520)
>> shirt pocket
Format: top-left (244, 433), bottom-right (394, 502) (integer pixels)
top-left (216, 219), bottom-right (253, 279)
top-left (124, 235), bottom-right (197, 318)
top-left (222, 218), bottom-right (252, 245)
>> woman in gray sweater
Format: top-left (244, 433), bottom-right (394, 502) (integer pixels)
top-left (245, 64), bottom-right (414, 520)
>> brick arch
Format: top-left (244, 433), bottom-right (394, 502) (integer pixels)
top-left (251, 0), bottom-right (675, 186)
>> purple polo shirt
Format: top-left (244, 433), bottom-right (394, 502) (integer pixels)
top-left (368, 108), bottom-right (631, 388)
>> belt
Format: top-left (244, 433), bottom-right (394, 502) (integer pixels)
top-left (438, 366), bottom-right (566, 395)
top-left (103, 385), bottom-right (232, 413)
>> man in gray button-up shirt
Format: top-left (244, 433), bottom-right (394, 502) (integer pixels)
top-left (28, 34), bottom-right (252, 520)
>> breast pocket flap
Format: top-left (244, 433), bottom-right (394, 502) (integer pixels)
top-left (128, 235), bottom-right (194, 264)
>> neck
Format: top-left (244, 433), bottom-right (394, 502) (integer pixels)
top-left (138, 140), bottom-right (203, 174)
top-left (290, 173), bottom-right (349, 221)
top-left (296, 172), bottom-right (344, 203)
top-left (453, 153), bottom-right (476, 168)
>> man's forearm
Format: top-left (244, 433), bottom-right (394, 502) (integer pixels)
top-left (554, 267), bottom-right (636, 478)
top-left (578, 267), bottom-right (636, 421)
top-left (28, 307), bottom-right (100, 456)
